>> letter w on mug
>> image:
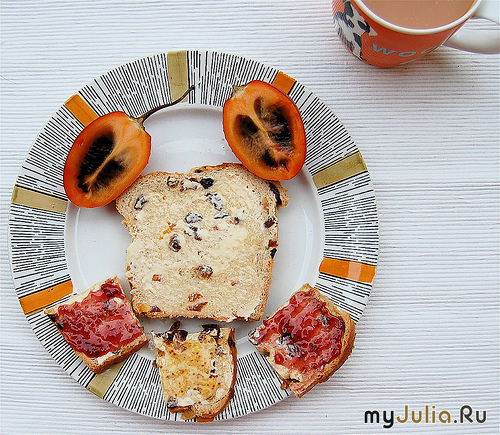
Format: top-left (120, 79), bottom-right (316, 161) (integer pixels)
top-left (332, 0), bottom-right (500, 67)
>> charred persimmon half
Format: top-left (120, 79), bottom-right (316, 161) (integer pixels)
top-left (63, 86), bottom-right (194, 208)
top-left (223, 80), bottom-right (306, 181)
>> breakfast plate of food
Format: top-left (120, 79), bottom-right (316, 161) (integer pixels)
top-left (9, 50), bottom-right (378, 421)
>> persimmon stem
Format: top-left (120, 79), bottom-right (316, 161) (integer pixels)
top-left (138, 84), bottom-right (195, 123)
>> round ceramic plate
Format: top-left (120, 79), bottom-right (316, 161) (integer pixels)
top-left (9, 50), bottom-right (378, 421)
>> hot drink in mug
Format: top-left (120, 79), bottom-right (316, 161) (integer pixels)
top-left (332, 0), bottom-right (500, 66)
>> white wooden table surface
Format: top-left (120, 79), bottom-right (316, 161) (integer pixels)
top-left (1, 1), bottom-right (498, 433)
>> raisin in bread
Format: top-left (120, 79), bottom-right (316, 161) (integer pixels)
top-left (152, 323), bottom-right (237, 421)
top-left (45, 276), bottom-right (149, 374)
top-left (115, 163), bottom-right (288, 322)
top-left (248, 284), bottom-right (355, 398)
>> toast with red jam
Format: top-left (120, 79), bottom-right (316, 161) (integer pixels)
top-left (45, 276), bottom-right (148, 374)
top-left (248, 284), bottom-right (356, 398)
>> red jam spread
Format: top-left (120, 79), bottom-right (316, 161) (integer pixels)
top-left (54, 280), bottom-right (144, 358)
top-left (253, 289), bottom-right (345, 373)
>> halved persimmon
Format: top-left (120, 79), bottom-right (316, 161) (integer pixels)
top-left (63, 112), bottom-right (151, 208)
top-left (222, 80), bottom-right (306, 181)
top-left (63, 86), bottom-right (194, 208)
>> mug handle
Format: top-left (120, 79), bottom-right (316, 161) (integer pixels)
top-left (443, 0), bottom-right (500, 54)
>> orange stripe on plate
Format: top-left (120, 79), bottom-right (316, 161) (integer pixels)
top-left (19, 280), bottom-right (73, 315)
top-left (272, 71), bottom-right (296, 95)
top-left (65, 94), bottom-right (99, 126)
top-left (319, 258), bottom-right (376, 284)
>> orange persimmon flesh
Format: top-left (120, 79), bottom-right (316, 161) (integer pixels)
top-left (63, 112), bottom-right (150, 208)
top-left (223, 80), bottom-right (306, 181)
top-left (63, 86), bottom-right (194, 208)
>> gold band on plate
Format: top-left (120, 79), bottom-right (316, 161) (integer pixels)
top-left (86, 361), bottom-right (125, 398)
top-left (313, 151), bottom-right (368, 190)
top-left (11, 185), bottom-right (68, 214)
top-left (167, 50), bottom-right (190, 102)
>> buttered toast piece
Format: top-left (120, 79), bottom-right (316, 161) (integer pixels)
top-left (152, 323), bottom-right (237, 422)
top-left (116, 163), bottom-right (288, 322)
top-left (45, 276), bottom-right (149, 374)
top-left (248, 284), bottom-right (356, 398)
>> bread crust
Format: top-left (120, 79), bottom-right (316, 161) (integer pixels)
top-left (45, 276), bottom-right (149, 374)
top-left (116, 163), bottom-right (288, 322)
top-left (249, 283), bottom-right (356, 398)
top-left (152, 325), bottom-right (237, 421)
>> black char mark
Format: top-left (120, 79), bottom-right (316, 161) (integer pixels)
top-left (268, 183), bottom-right (282, 206)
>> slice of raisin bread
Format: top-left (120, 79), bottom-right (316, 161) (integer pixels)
top-left (45, 276), bottom-right (149, 374)
top-left (152, 323), bottom-right (237, 422)
top-left (248, 284), bottom-right (355, 398)
top-left (115, 163), bottom-right (288, 322)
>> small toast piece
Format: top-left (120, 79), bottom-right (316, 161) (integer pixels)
top-left (248, 284), bottom-right (355, 398)
top-left (45, 276), bottom-right (149, 374)
top-left (116, 163), bottom-right (288, 322)
top-left (152, 323), bottom-right (237, 422)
